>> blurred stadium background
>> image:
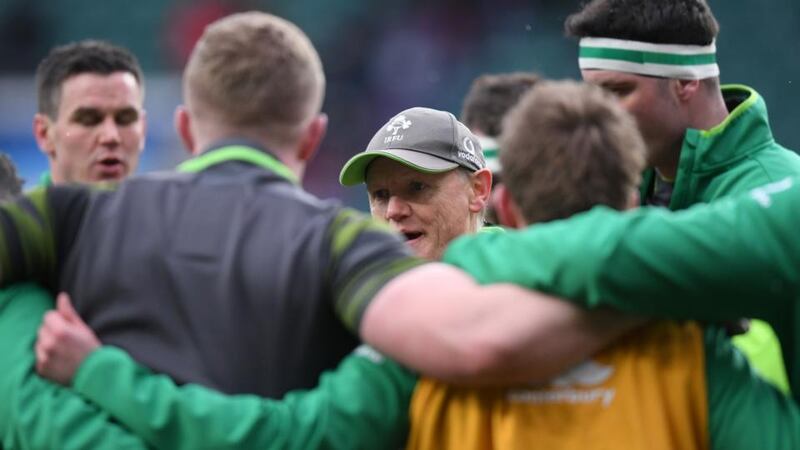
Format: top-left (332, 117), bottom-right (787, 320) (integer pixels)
top-left (0, 0), bottom-right (797, 211)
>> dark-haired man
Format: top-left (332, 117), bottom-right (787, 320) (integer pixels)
top-left (460, 72), bottom-right (539, 225)
top-left (566, 0), bottom-right (800, 393)
top-left (33, 40), bottom-right (146, 185)
top-left (0, 41), bottom-right (150, 449)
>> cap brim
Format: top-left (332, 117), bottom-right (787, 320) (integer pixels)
top-left (339, 149), bottom-right (459, 186)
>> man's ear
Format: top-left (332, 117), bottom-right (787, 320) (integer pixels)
top-left (174, 106), bottom-right (197, 155)
top-left (296, 113), bottom-right (328, 163)
top-left (468, 168), bottom-right (492, 213)
top-left (673, 79), bottom-right (701, 103)
top-left (494, 183), bottom-right (526, 229)
top-left (33, 113), bottom-right (56, 159)
top-left (139, 109), bottom-right (148, 152)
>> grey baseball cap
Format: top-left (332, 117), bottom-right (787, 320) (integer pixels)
top-left (339, 107), bottom-right (486, 186)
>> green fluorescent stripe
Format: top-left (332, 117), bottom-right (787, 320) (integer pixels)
top-left (331, 214), bottom-right (395, 260)
top-left (340, 258), bottom-right (427, 330)
top-left (336, 258), bottom-right (390, 316)
top-left (580, 47), bottom-right (716, 66)
top-left (177, 146), bottom-right (299, 185)
top-left (27, 189), bottom-right (57, 282)
top-left (331, 211), bottom-right (361, 260)
top-left (701, 85), bottom-right (759, 138)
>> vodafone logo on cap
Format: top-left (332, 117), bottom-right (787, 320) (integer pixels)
top-left (462, 136), bottom-right (477, 156)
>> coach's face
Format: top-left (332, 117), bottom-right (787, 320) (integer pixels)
top-left (34, 71), bottom-right (146, 184)
top-left (365, 157), bottom-right (482, 260)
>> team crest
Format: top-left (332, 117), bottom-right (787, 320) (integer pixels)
top-left (386, 114), bottom-right (412, 135)
top-left (384, 114), bottom-right (412, 144)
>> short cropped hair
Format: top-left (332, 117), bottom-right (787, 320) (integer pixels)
top-left (184, 12), bottom-right (325, 146)
top-left (0, 153), bottom-right (23, 202)
top-left (460, 72), bottom-right (540, 137)
top-left (35, 40), bottom-right (144, 118)
top-left (500, 80), bottom-right (646, 224)
top-left (565, 0), bottom-right (719, 45)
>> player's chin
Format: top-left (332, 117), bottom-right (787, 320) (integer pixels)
top-left (92, 167), bottom-right (128, 182)
top-left (407, 237), bottom-right (438, 260)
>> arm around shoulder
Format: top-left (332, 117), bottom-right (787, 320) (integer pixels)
top-left (360, 262), bottom-right (643, 385)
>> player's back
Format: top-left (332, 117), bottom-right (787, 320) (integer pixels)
top-left (408, 321), bottom-right (709, 450)
top-left (59, 157), bottom-right (408, 397)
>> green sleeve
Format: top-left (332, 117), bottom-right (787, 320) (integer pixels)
top-left (74, 345), bottom-right (417, 450)
top-left (0, 283), bottom-right (147, 449)
top-left (705, 326), bottom-right (800, 450)
top-left (444, 177), bottom-right (800, 326)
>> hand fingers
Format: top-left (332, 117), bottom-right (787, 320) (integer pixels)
top-left (35, 338), bottom-right (49, 374)
top-left (36, 314), bottom-right (58, 374)
top-left (56, 292), bottom-right (81, 323)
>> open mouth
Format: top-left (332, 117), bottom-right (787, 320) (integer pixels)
top-left (95, 157), bottom-right (125, 178)
top-left (99, 157), bottom-right (123, 167)
top-left (403, 231), bottom-right (423, 241)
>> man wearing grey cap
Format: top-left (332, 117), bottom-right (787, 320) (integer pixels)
top-left (340, 107), bottom-right (493, 260)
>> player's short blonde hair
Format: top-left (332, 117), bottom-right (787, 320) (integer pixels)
top-left (184, 12), bottom-right (325, 146)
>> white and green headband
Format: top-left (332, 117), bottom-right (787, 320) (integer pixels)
top-left (579, 37), bottom-right (719, 80)
top-left (478, 136), bottom-right (501, 174)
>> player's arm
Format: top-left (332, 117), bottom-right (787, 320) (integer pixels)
top-left (0, 186), bottom-right (90, 289)
top-left (37, 295), bottom-right (415, 450)
top-left (328, 210), bottom-right (643, 385)
top-left (359, 263), bottom-right (643, 385)
top-left (444, 177), bottom-right (800, 326)
top-left (72, 349), bottom-right (413, 450)
top-left (0, 284), bottom-right (147, 449)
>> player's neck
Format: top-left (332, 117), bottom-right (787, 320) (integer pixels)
top-left (687, 88), bottom-right (730, 133)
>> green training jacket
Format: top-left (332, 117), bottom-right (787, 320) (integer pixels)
top-left (0, 283), bottom-right (148, 449)
top-left (639, 84), bottom-right (800, 392)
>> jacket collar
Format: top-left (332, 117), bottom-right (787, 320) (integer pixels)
top-left (177, 140), bottom-right (299, 185)
top-left (681, 84), bottom-right (774, 171)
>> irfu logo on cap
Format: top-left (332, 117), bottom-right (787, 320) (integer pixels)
top-left (384, 114), bottom-right (412, 144)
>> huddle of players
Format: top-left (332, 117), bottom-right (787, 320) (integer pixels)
top-left (1, 0), bottom-right (800, 449)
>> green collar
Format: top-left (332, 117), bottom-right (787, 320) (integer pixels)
top-left (39, 171), bottom-right (53, 187)
top-left (682, 84), bottom-right (773, 169)
top-left (177, 145), bottom-right (299, 185)
top-left (640, 84), bottom-right (775, 209)
top-left (479, 225), bottom-right (506, 234)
